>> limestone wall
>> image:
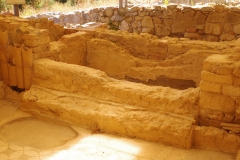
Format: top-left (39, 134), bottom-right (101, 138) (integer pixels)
top-left (30, 4), bottom-right (240, 41)
top-left (199, 54), bottom-right (240, 129)
top-left (0, 15), bottom-right (56, 90)
top-left (20, 58), bottom-right (240, 154)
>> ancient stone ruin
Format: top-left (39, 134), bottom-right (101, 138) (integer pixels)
top-left (1, 3), bottom-right (240, 159)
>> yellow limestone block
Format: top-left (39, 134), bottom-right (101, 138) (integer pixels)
top-left (22, 46), bottom-right (33, 67)
top-left (8, 64), bottom-right (17, 86)
top-left (14, 44), bottom-right (23, 67)
top-left (23, 67), bottom-right (32, 90)
top-left (0, 29), bottom-right (9, 48)
top-left (7, 45), bottom-right (15, 64)
top-left (0, 46), bottom-right (7, 62)
top-left (1, 62), bottom-right (9, 84)
top-left (16, 67), bottom-right (24, 89)
top-left (0, 63), bottom-right (2, 80)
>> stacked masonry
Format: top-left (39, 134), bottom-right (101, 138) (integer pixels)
top-left (0, 15), bottom-right (57, 90)
top-left (29, 4), bottom-right (240, 41)
top-left (199, 54), bottom-right (240, 127)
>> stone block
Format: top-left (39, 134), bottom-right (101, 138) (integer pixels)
top-left (155, 24), bottom-right (170, 37)
top-left (23, 67), bottom-right (32, 90)
top-left (87, 39), bottom-right (136, 79)
top-left (201, 35), bottom-right (219, 42)
top-left (22, 47), bottom-right (33, 68)
top-left (201, 71), bottom-right (233, 85)
top-left (205, 23), bottom-right (223, 35)
top-left (152, 17), bottom-right (162, 24)
top-left (233, 24), bottom-right (240, 34)
top-left (216, 65), bottom-right (234, 75)
top-left (184, 32), bottom-right (200, 39)
top-left (234, 77), bottom-right (240, 86)
top-left (199, 108), bottom-right (223, 121)
top-left (220, 33), bottom-right (235, 41)
top-left (193, 126), bottom-right (239, 154)
top-left (194, 11), bottom-right (207, 24)
top-left (199, 91), bottom-right (235, 113)
top-left (186, 27), bottom-right (197, 33)
top-left (227, 12), bottom-right (240, 24)
top-left (167, 43), bottom-right (189, 56)
top-left (223, 23), bottom-right (233, 33)
top-left (16, 67), bottom-right (24, 89)
top-left (8, 64), bottom-right (17, 86)
top-left (172, 21), bottom-right (185, 33)
top-left (234, 64), bottom-right (240, 77)
top-left (214, 5), bottom-right (226, 13)
top-left (203, 54), bottom-right (234, 74)
top-left (206, 11), bottom-right (226, 23)
top-left (141, 16), bottom-right (154, 28)
top-left (1, 62), bottom-right (9, 85)
top-left (172, 11), bottom-right (183, 23)
top-left (222, 85), bottom-right (240, 97)
top-left (199, 80), bottom-right (221, 93)
top-left (24, 36), bottom-right (50, 47)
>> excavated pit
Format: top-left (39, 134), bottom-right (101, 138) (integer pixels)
top-left (1, 13), bottom-right (240, 158)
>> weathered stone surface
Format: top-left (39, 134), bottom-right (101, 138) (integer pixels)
top-left (194, 11), bottom-right (207, 24)
top-left (199, 81), bottom-right (221, 93)
top-left (172, 21), bottom-right (185, 33)
top-left (203, 54), bottom-right (235, 74)
top-left (119, 20), bottom-right (129, 31)
top-left (186, 27), bottom-right (197, 33)
top-left (233, 24), bottom-right (240, 34)
top-left (163, 18), bottom-right (173, 27)
top-left (214, 5), bottom-right (227, 13)
top-left (172, 11), bottom-right (183, 23)
top-left (193, 126), bottom-right (239, 154)
top-left (227, 12), bottom-right (240, 24)
top-left (222, 85), bottom-right (240, 97)
top-left (206, 11), bottom-right (225, 23)
top-left (21, 85), bottom-right (196, 149)
top-left (155, 24), bottom-right (170, 37)
top-left (141, 16), bottom-right (154, 28)
top-left (220, 33), bottom-right (235, 41)
top-left (105, 7), bottom-right (114, 17)
top-left (199, 91), bottom-right (235, 113)
top-left (201, 71), bottom-right (233, 85)
top-left (44, 31), bottom-right (89, 65)
top-left (201, 35), bottom-right (219, 42)
top-left (223, 23), bottom-right (233, 33)
top-left (205, 23), bottom-right (223, 35)
top-left (152, 17), bottom-right (162, 24)
top-left (0, 82), bottom-right (4, 99)
top-left (184, 32), bottom-right (200, 39)
top-left (87, 39), bottom-right (136, 78)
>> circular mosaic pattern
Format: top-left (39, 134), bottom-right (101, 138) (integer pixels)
top-left (0, 117), bottom-right (78, 149)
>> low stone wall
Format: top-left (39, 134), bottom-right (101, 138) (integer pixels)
top-left (29, 4), bottom-right (240, 41)
top-left (199, 54), bottom-right (240, 127)
top-left (20, 58), bottom-right (239, 153)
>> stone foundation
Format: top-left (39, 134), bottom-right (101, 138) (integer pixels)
top-left (0, 13), bottom-right (240, 156)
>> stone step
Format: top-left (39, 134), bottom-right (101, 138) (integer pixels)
top-left (21, 85), bottom-right (195, 149)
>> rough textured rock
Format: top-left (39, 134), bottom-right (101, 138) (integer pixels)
top-left (21, 85), bottom-right (195, 149)
top-left (193, 126), bottom-right (239, 154)
top-left (32, 59), bottom-right (199, 117)
top-left (87, 38), bottom-right (136, 78)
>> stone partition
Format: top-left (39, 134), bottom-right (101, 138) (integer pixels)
top-left (29, 4), bottom-right (240, 41)
top-left (199, 54), bottom-right (240, 128)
